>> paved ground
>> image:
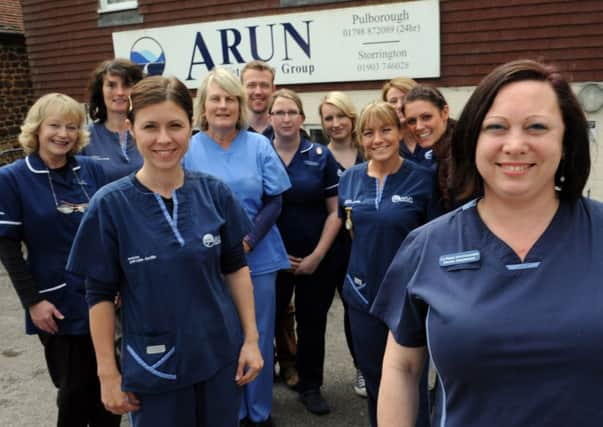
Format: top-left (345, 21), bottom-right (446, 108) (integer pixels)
top-left (0, 268), bottom-right (369, 427)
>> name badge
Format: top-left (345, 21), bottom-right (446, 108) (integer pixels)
top-left (439, 250), bottom-right (480, 267)
top-left (146, 344), bottom-right (166, 355)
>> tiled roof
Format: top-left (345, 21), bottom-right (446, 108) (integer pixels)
top-left (0, 0), bottom-right (24, 34)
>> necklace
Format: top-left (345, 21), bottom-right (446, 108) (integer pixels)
top-left (47, 166), bottom-right (91, 214)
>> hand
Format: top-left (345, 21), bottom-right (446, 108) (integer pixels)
top-left (294, 253), bottom-right (322, 275)
top-left (287, 254), bottom-right (302, 273)
top-left (235, 340), bottom-right (264, 386)
top-left (243, 240), bottom-right (252, 253)
top-left (99, 372), bottom-right (140, 415)
top-left (29, 300), bottom-right (64, 334)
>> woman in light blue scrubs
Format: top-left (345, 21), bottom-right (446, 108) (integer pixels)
top-left (183, 67), bottom-right (290, 427)
top-left (67, 76), bottom-right (263, 427)
top-left (373, 60), bottom-right (602, 427)
top-left (83, 58), bottom-right (144, 182)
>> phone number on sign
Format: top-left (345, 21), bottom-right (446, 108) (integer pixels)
top-left (342, 24), bottom-right (421, 37)
top-left (356, 62), bottom-right (409, 72)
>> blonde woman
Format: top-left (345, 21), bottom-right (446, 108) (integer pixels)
top-left (318, 91), bottom-right (366, 397)
top-left (0, 93), bottom-right (118, 426)
top-left (183, 68), bottom-right (290, 427)
top-left (338, 102), bottom-right (438, 427)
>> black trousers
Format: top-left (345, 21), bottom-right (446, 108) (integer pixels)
top-left (38, 334), bottom-right (122, 427)
top-left (275, 258), bottom-right (337, 393)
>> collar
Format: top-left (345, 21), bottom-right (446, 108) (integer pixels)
top-left (25, 152), bottom-right (80, 175)
top-left (299, 138), bottom-right (314, 154)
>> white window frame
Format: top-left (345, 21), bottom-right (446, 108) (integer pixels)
top-left (98, 0), bottom-right (138, 13)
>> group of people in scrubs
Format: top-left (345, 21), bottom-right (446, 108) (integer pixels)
top-left (1, 56), bottom-right (601, 427)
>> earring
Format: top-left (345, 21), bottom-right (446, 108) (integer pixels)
top-left (555, 159), bottom-right (566, 192)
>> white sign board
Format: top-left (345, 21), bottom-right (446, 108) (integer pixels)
top-left (112, 0), bottom-right (440, 88)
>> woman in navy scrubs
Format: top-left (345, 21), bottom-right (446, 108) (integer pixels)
top-left (183, 67), bottom-right (290, 427)
top-left (318, 91), bottom-right (366, 397)
top-left (67, 76), bottom-right (263, 427)
top-left (373, 60), bottom-right (602, 427)
top-left (270, 89), bottom-right (341, 415)
top-left (338, 101), bottom-right (438, 427)
top-left (401, 85), bottom-right (457, 209)
top-left (0, 93), bottom-right (119, 426)
top-left (83, 58), bottom-right (144, 182)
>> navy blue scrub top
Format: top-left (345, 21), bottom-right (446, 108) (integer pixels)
top-left (67, 172), bottom-right (252, 393)
top-left (277, 138), bottom-right (339, 257)
top-left (399, 141), bottom-right (435, 169)
top-left (83, 122), bottom-right (143, 182)
top-left (338, 160), bottom-right (438, 313)
top-left (0, 153), bottom-right (107, 335)
top-left (248, 124), bottom-right (274, 142)
top-left (333, 152), bottom-right (365, 257)
top-left (372, 197), bottom-right (603, 427)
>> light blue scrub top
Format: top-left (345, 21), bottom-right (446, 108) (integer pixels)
top-left (183, 130), bottom-right (291, 276)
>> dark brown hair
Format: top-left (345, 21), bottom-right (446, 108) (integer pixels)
top-left (452, 59), bottom-right (590, 202)
top-left (129, 76), bottom-right (193, 125)
top-left (401, 85), bottom-right (448, 116)
top-left (88, 58), bottom-right (144, 122)
top-left (402, 85), bottom-right (455, 210)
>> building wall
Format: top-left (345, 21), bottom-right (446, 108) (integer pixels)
top-left (0, 34), bottom-right (33, 166)
top-left (19, 0), bottom-right (603, 199)
top-left (20, 0), bottom-right (603, 98)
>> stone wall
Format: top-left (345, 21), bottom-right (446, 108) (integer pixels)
top-left (0, 34), bottom-right (33, 166)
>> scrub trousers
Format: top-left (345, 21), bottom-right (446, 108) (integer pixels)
top-left (129, 360), bottom-right (241, 427)
top-left (38, 333), bottom-right (122, 427)
top-left (348, 307), bottom-right (429, 427)
top-left (275, 258), bottom-right (337, 393)
top-left (240, 272), bottom-right (277, 423)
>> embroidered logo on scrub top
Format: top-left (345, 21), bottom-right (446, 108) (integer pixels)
top-left (391, 195), bottom-right (414, 204)
top-left (128, 255), bottom-right (158, 265)
top-left (439, 250), bottom-right (480, 267)
top-left (344, 199), bottom-right (362, 206)
top-left (203, 233), bottom-right (222, 248)
top-left (304, 160), bottom-right (320, 167)
top-left (424, 149), bottom-right (433, 160)
top-left (89, 155), bottom-right (111, 161)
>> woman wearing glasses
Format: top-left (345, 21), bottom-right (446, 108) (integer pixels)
top-left (183, 67), bottom-right (290, 427)
top-left (0, 93), bottom-right (119, 426)
top-left (269, 89), bottom-right (341, 416)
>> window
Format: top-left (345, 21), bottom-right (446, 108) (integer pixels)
top-left (98, 0), bottom-right (138, 13)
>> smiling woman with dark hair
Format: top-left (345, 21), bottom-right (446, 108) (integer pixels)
top-left (83, 58), bottom-right (144, 182)
top-left (372, 59), bottom-right (601, 427)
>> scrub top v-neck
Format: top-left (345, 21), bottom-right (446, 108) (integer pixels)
top-left (372, 197), bottom-right (603, 427)
top-left (83, 122), bottom-right (143, 182)
top-left (275, 138), bottom-right (339, 257)
top-left (338, 160), bottom-right (438, 312)
top-left (0, 153), bottom-right (107, 334)
top-left (67, 171), bottom-right (252, 393)
top-left (183, 130), bottom-right (290, 275)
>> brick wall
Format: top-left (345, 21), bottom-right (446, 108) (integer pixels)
top-left (0, 34), bottom-right (33, 166)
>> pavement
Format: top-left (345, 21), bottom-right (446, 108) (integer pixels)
top-left (0, 268), bottom-right (370, 427)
